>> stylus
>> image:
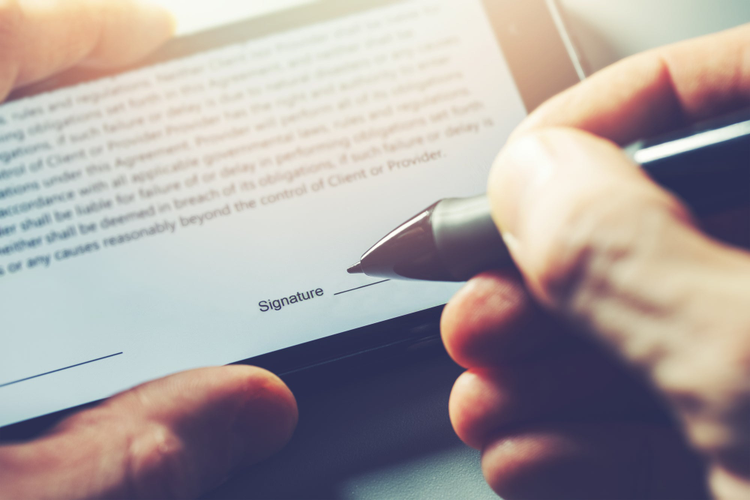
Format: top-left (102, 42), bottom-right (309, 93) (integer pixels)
top-left (347, 108), bottom-right (750, 282)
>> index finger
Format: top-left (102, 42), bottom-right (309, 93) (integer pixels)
top-left (0, 0), bottom-right (175, 99)
top-left (515, 24), bottom-right (750, 145)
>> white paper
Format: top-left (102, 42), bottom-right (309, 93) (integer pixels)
top-left (0, 0), bottom-right (527, 427)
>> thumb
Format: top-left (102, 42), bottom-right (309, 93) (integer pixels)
top-left (490, 126), bottom-right (701, 306)
top-left (0, 366), bottom-right (298, 499)
top-left (0, 0), bottom-right (175, 99)
top-left (488, 127), bottom-right (750, 494)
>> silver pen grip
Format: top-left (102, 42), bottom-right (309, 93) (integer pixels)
top-left (431, 195), bottom-right (513, 281)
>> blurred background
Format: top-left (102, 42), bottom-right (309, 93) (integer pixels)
top-left (151, 0), bottom-right (315, 35)
top-left (137, 1), bottom-right (750, 499)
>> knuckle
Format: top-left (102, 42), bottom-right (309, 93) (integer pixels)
top-left (125, 423), bottom-right (193, 499)
top-left (532, 185), bottom-right (685, 316)
top-left (532, 188), bottom-right (638, 304)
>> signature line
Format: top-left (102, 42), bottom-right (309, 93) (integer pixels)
top-left (334, 280), bottom-right (390, 296)
top-left (0, 352), bottom-right (124, 389)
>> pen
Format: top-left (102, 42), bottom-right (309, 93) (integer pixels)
top-left (348, 108), bottom-right (750, 282)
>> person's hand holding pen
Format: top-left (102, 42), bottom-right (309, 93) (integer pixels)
top-left (443, 24), bottom-right (750, 500)
top-left (0, 2), bottom-right (297, 499)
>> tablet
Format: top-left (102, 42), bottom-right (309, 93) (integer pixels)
top-left (0, 0), bottom-right (583, 428)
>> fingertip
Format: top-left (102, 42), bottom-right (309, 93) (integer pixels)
top-left (441, 276), bottom-right (490, 366)
top-left (480, 428), bottom-right (587, 498)
top-left (135, 0), bottom-right (178, 37)
top-left (449, 369), bottom-right (504, 449)
top-left (481, 423), bottom-right (709, 500)
top-left (480, 431), bottom-right (545, 497)
top-left (232, 365), bottom-right (297, 414)
top-left (127, 365), bottom-right (298, 469)
top-left (448, 371), bottom-right (478, 448)
top-left (231, 366), bottom-right (299, 465)
top-left (441, 270), bottom-right (543, 367)
top-left (158, 4), bottom-right (179, 38)
top-left (83, 0), bottom-right (177, 68)
top-left (487, 130), bottom-right (561, 245)
top-left (440, 274), bottom-right (488, 365)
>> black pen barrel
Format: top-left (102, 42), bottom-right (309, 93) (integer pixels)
top-left (628, 109), bottom-right (750, 215)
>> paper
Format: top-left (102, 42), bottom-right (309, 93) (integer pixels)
top-left (0, 0), bottom-right (527, 427)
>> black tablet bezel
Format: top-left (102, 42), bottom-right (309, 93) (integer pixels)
top-left (1, 0), bottom-right (582, 433)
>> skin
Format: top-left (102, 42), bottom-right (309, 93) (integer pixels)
top-left (2, 3), bottom-right (748, 499)
top-left (0, 2), bottom-right (298, 499)
top-left (442, 24), bottom-right (750, 500)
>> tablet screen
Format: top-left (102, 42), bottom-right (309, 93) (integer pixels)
top-left (0, 0), bottom-right (527, 426)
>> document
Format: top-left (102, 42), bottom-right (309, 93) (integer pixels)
top-left (0, 0), bottom-right (527, 426)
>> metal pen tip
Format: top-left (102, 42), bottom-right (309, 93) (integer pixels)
top-left (347, 262), bottom-right (364, 274)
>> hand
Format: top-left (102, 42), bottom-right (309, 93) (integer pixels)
top-left (0, 0), bottom-right (176, 99)
top-left (0, 3), bottom-right (298, 499)
top-left (0, 367), bottom-right (298, 499)
top-left (442, 24), bottom-right (750, 500)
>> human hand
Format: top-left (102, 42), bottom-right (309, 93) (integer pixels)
top-left (442, 24), bottom-right (750, 500)
top-left (0, 0), bottom-right (176, 100)
top-left (0, 3), bottom-right (298, 499)
top-left (0, 366), bottom-right (297, 499)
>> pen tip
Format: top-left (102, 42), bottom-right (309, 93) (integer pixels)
top-left (347, 262), bottom-right (364, 274)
